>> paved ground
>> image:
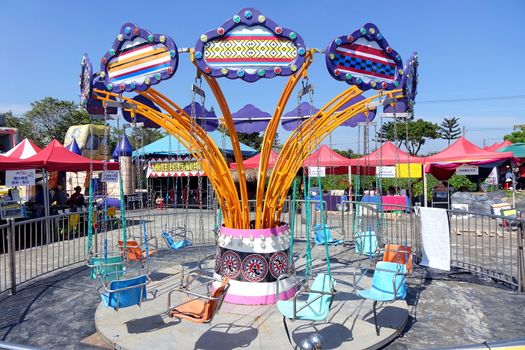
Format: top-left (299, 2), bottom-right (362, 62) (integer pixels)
top-left (1, 245), bottom-right (524, 349)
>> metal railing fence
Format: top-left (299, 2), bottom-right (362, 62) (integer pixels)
top-left (1, 198), bottom-right (523, 295)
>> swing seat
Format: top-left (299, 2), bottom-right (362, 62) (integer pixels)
top-left (313, 225), bottom-right (343, 246)
top-left (354, 230), bottom-right (379, 256)
top-left (88, 255), bottom-right (124, 281)
top-left (118, 240), bottom-right (157, 261)
top-left (382, 244), bottom-right (413, 274)
top-left (162, 231), bottom-right (192, 252)
top-left (99, 274), bottom-right (149, 310)
top-left (354, 262), bottom-right (407, 336)
top-left (277, 273), bottom-right (336, 321)
top-left (168, 276), bottom-right (230, 324)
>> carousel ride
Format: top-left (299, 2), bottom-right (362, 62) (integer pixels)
top-left (81, 7), bottom-right (418, 349)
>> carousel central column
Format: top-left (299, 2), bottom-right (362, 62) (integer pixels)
top-left (214, 224), bottom-right (297, 305)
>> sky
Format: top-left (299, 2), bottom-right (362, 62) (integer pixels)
top-left (0, 0), bottom-right (524, 154)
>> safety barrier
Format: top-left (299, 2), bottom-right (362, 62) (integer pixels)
top-left (1, 199), bottom-right (523, 295)
top-left (448, 209), bottom-right (524, 291)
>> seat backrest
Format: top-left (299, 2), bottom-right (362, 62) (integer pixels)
top-left (314, 225), bottom-right (333, 244)
top-left (372, 261), bottom-right (407, 300)
top-left (90, 255), bottom-right (124, 280)
top-left (106, 274), bottom-right (147, 309)
top-left (162, 232), bottom-right (175, 248)
top-left (118, 240), bottom-right (143, 261)
top-left (355, 230), bottom-right (378, 256)
top-left (383, 244), bottom-right (413, 274)
top-left (305, 273), bottom-right (335, 318)
top-left (201, 278), bottom-right (229, 321)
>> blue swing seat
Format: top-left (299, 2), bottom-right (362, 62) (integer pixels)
top-left (100, 274), bottom-right (149, 310)
top-left (354, 230), bottom-right (379, 256)
top-left (88, 255), bottom-right (124, 281)
top-left (162, 231), bottom-right (192, 251)
top-left (354, 261), bottom-right (407, 335)
top-left (277, 273), bottom-right (336, 321)
top-left (313, 225), bottom-right (344, 246)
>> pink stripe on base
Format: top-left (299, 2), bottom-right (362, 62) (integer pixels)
top-left (223, 285), bottom-right (298, 305)
top-left (220, 224), bottom-right (289, 239)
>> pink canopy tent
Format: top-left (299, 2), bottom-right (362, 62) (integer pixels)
top-left (230, 150), bottom-right (279, 170)
top-left (348, 141), bottom-right (424, 167)
top-left (347, 141), bottom-right (423, 175)
top-left (0, 140), bottom-right (119, 171)
top-left (484, 140), bottom-right (512, 152)
top-left (424, 137), bottom-right (517, 180)
top-left (1, 138), bottom-right (42, 159)
top-left (303, 144), bottom-right (354, 175)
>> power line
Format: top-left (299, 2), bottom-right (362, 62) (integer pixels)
top-left (418, 94), bottom-right (525, 104)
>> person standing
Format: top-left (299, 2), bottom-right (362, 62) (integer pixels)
top-left (69, 186), bottom-right (85, 211)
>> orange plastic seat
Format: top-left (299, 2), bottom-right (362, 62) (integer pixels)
top-left (383, 244), bottom-right (413, 274)
top-left (169, 277), bottom-right (229, 323)
top-left (118, 240), bottom-right (157, 261)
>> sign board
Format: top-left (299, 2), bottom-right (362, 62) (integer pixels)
top-left (148, 157), bottom-right (204, 177)
top-left (308, 167), bottom-right (326, 177)
top-left (377, 166), bottom-right (396, 178)
top-left (6, 169), bottom-right (36, 186)
top-left (456, 164), bottom-right (479, 175)
top-left (485, 167), bottom-right (498, 185)
top-left (101, 170), bottom-right (119, 183)
top-left (396, 163), bottom-right (422, 178)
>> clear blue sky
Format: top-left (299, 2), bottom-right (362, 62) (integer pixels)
top-left (1, 0), bottom-right (524, 154)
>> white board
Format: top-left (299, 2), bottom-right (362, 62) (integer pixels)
top-left (6, 169), bottom-right (36, 187)
top-left (456, 164), bottom-right (479, 175)
top-left (101, 170), bottom-right (119, 183)
top-left (308, 167), bottom-right (326, 177)
top-left (377, 166), bottom-right (396, 178)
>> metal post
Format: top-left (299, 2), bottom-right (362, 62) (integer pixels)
top-left (8, 218), bottom-right (16, 295)
top-left (423, 167), bottom-right (428, 207)
top-left (518, 223), bottom-right (525, 293)
top-left (43, 169), bottom-right (51, 243)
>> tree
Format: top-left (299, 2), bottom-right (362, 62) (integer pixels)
top-left (439, 117), bottom-right (461, 146)
top-left (504, 126), bottom-right (525, 143)
top-left (334, 149), bottom-right (361, 159)
top-left (127, 127), bottom-right (165, 150)
top-left (235, 132), bottom-right (264, 151)
top-left (377, 117), bottom-right (440, 155)
top-left (21, 97), bottom-right (92, 147)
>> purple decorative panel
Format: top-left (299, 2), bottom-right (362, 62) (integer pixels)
top-left (325, 23), bottom-right (403, 91)
top-left (100, 23), bottom-right (178, 93)
top-left (281, 102), bottom-right (319, 131)
top-left (181, 102), bottom-right (219, 132)
top-left (231, 104), bottom-right (271, 133)
top-left (402, 52), bottom-right (418, 107)
top-left (79, 54), bottom-right (117, 115)
top-left (337, 95), bottom-right (377, 127)
top-left (193, 8), bottom-right (307, 83)
top-left (122, 94), bottom-right (161, 129)
top-left (79, 54), bottom-right (93, 108)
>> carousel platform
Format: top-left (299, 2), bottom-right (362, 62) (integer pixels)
top-left (95, 245), bottom-right (408, 350)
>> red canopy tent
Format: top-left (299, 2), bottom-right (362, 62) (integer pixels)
top-left (303, 144), bottom-right (354, 175)
top-left (1, 138), bottom-right (42, 159)
top-left (230, 150), bottom-right (279, 170)
top-left (0, 140), bottom-right (119, 171)
top-left (484, 140), bottom-right (512, 152)
top-left (424, 137), bottom-right (517, 180)
top-left (348, 141), bottom-right (424, 167)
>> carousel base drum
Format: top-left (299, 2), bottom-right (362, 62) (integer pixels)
top-left (213, 223), bottom-right (297, 305)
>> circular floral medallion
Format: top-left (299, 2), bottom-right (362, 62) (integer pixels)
top-left (221, 251), bottom-right (241, 279)
top-left (269, 251), bottom-right (289, 279)
top-left (241, 254), bottom-right (269, 282)
top-left (214, 250), bottom-right (222, 274)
